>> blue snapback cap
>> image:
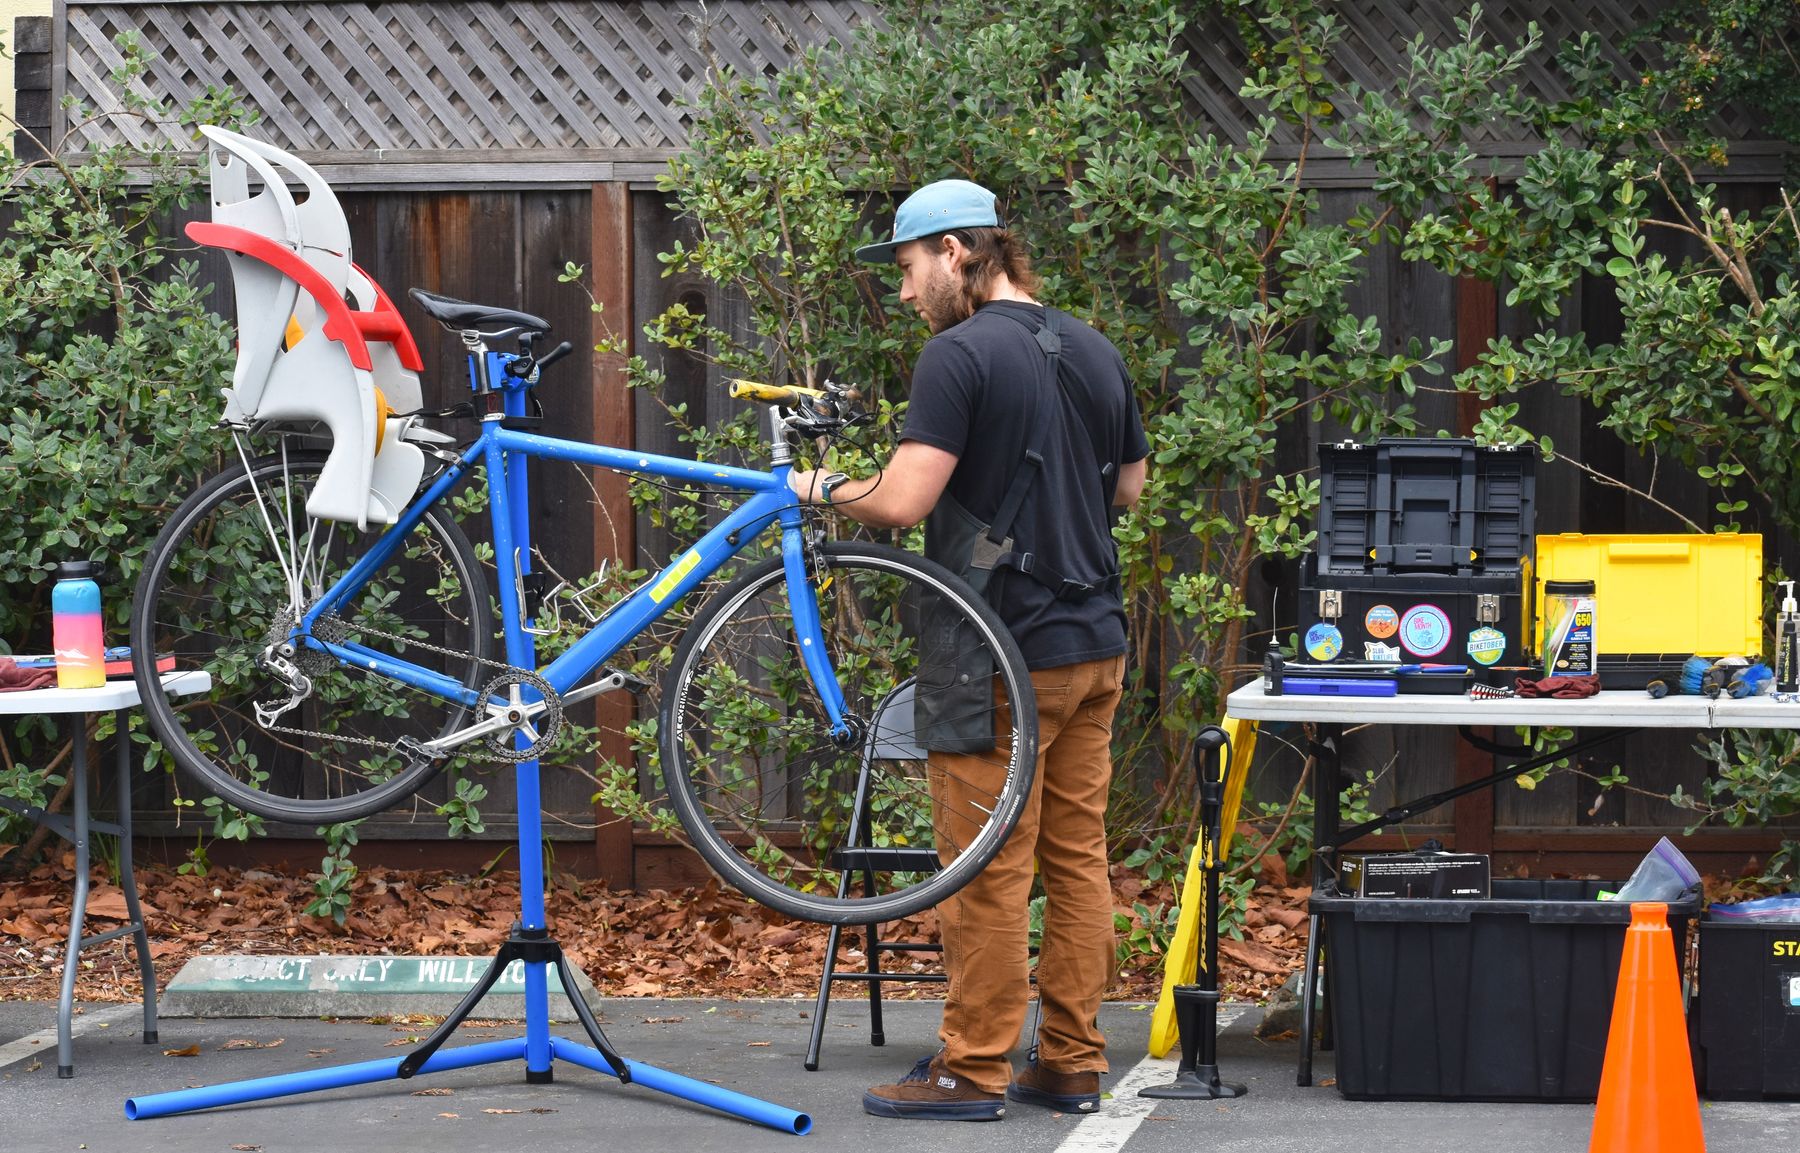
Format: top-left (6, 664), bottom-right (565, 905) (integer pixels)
top-left (855, 179), bottom-right (1002, 263)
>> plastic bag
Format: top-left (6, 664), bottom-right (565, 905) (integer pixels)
top-left (1610, 836), bottom-right (1701, 903)
top-left (1708, 895), bottom-right (1800, 923)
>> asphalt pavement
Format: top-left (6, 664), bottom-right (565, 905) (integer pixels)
top-left (1, 997), bottom-right (1791, 1152)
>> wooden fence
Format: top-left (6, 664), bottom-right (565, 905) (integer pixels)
top-left (12, 1), bottom-right (1796, 884)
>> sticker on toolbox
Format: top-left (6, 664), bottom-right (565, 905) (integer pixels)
top-left (1466, 626), bottom-right (1507, 666)
top-left (1399, 604), bottom-right (1452, 657)
top-left (1304, 622), bottom-right (1344, 661)
top-left (1365, 641), bottom-right (1402, 661)
top-left (1364, 604), bottom-right (1399, 639)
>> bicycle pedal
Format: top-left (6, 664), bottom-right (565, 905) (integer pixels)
top-left (396, 736), bottom-right (438, 768)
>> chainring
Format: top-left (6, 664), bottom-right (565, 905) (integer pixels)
top-left (473, 668), bottom-right (565, 762)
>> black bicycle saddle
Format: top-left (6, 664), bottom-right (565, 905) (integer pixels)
top-left (408, 288), bottom-right (551, 336)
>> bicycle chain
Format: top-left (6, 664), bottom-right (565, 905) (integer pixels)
top-left (253, 611), bottom-right (564, 764)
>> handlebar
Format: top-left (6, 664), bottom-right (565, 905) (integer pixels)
top-left (728, 378), bottom-right (867, 437)
top-left (728, 379), bottom-right (828, 404)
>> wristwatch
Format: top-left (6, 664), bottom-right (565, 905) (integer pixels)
top-left (818, 472), bottom-right (849, 505)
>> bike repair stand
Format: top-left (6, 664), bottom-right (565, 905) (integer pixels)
top-left (1140, 725), bottom-right (1246, 1101)
top-left (124, 430), bottom-right (812, 1134)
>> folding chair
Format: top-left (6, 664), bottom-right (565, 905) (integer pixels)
top-left (803, 679), bottom-right (944, 1070)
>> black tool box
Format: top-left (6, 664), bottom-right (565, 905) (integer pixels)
top-left (1296, 439), bottom-right (1537, 672)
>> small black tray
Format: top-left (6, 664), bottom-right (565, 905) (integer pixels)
top-left (1397, 671), bottom-right (1472, 695)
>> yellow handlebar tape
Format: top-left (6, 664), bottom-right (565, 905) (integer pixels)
top-left (727, 378), bottom-right (827, 404)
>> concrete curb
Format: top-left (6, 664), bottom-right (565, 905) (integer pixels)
top-left (157, 954), bottom-right (605, 1019)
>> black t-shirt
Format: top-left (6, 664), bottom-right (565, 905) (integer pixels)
top-left (901, 300), bottom-right (1150, 669)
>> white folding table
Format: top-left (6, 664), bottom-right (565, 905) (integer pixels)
top-left (0, 672), bottom-right (209, 1076)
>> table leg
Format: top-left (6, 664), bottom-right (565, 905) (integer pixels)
top-left (115, 709), bottom-right (158, 1044)
top-left (56, 720), bottom-right (90, 1079)
top-left (1298, 724), bottom-right (1342, 1087)
top-left (1310, 726), bottom-right (1342, 888)
top-left (1298, 913), bottom-right (1320, 1086)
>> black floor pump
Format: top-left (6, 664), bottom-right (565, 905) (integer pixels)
top-left (1140, 723), bottom-right (1247, 1100)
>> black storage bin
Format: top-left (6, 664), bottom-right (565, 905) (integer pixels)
top-left (1312, 878), bottom-right (1699, 1101)
top-left (1316, 438), bottom-right (1535, 575)
top-left (1692, 917), bottom-right (1800, 1099)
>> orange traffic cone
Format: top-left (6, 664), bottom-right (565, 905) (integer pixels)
top-left (1589, 901), bottom-right (1705, 1153)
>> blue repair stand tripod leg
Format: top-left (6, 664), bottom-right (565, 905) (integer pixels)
top-left (123, 747), bottom-right (811, 1131)
top-left (124, 435), bottom-right (812, 1133)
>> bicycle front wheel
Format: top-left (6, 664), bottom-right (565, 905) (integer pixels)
top-left (131, 448), bottom-right (493, 825)
top-left (661, 541), bottom-right (1036, 924)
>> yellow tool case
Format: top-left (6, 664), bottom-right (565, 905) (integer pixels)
top-left (1532, 533), bottom-right (1763, 660)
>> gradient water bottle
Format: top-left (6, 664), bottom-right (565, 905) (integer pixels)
top-left (51, 560), bottom-right (105, 689)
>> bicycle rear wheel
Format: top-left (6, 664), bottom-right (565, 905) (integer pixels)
top-left (131, 447), bottom-right (493, 824)
top-left (661, 541), bottom-right (1036, 924)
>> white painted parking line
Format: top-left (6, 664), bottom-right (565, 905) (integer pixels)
top-left (1052, 1053), bottom-right (1181, 1153)
top-left (0, 1003), bottom-right (140, 1069)
top-left (1053, 1005), bottom-right (1248, 1153)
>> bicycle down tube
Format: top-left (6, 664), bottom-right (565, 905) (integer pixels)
top-left (296, 412), bottom-right (854, 745)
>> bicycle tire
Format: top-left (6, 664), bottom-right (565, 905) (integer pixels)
top-left (131, 448), bottom-right (494, 824)
top-left (660, 541), bottom-right (1037, 924)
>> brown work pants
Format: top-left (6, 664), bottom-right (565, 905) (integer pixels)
top-left (929, 653), bottom-right (1125, 1094)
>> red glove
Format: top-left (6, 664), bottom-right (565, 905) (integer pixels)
top-left (1514, 674), bottom-right (1601, 699)
top-left (0, 657), bottom-right (55, 692)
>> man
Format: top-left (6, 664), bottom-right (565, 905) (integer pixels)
top-left (787, 179), bottom-right (1149, 1121)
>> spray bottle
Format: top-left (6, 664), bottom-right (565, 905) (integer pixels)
top-left (1777, 580), bottom-right (1799, 694)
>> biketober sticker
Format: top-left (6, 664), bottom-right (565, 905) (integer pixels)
top-left (1466, 626), bottom-right (1507, 666)
top-left (1364, 604), bottom-right (1399, 639)
top-left (1398, 604), bottom-right (1452, 658)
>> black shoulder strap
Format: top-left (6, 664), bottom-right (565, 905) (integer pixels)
top-left (980, 306), bottom-right (1122, 603)
top-left (982, 307), bottom-right (1058, 546)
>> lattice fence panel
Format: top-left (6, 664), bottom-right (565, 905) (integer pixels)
top-left (60, 0), bottom-right (879, 153)
top-left (57, 0), bottom-right (1764, 162)
top-left (1178, 0), bottom-right (1754, 148)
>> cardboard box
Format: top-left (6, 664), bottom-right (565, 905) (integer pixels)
top-left (1339, 852), bottom-right (1491, 899)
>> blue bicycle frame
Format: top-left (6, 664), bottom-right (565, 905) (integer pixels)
top-left (294, 347), bottom-right (851, 743)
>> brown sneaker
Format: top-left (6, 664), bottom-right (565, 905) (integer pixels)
top-left (1007, 1058), bottom-right (1101, 1113)
top-left (863, 1053), bottom-right (1006, 1121)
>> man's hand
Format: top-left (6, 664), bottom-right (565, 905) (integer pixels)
top-left (784, 441), bottom-right (958, 528)
top-left (787, 468), bottom-right (830, 504)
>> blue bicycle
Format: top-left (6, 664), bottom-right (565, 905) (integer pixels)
top-left (130, 135), bottom-right (1036, 925)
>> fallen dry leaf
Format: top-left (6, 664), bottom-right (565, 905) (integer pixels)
top-left (412, 1087), bottom-right (454, 1096)
top-left (162, 1044), bottom-right (202, 1057)
top-left (230, 1145), bottom-right (263, 1151)
top-left (219, 1037), bottom-right (284, 1050)
top-left (437, 1112), bottom-right (459, 1119)
top-left (642, 1016), bottom-right (686, 1024)
top-left (746, 1041), bottom-right (771, 1047)
top-left (482, 1108), bottom-right (522, 1114)
top-left (1219, 938), bottom-right (1288, 975)
top-left (307, 1048), bottom-right (335, 1058)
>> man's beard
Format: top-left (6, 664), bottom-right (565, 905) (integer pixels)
top-left (917, 267), bottom-right (973, 334)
